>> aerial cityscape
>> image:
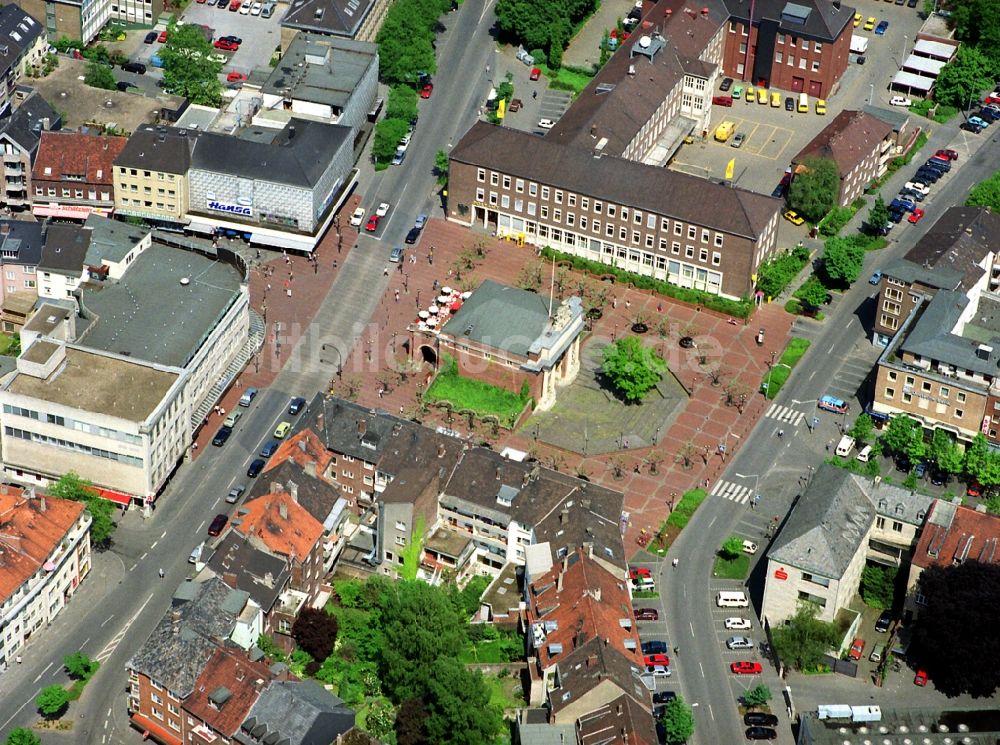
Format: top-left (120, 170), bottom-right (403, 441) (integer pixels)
top-left (0, 0), bottom-right (997, 741)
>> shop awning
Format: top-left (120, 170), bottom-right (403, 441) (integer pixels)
top-left (131, 713), bottom-right (182, 745)
top-left (92, 486), bottom-right (136, 505)
top-left (31, 204), bottom-right (111, 220)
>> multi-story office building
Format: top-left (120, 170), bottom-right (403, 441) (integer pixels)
top-left (112, 125), bottom-right (193, 226)
top-left (13, 0), bottom-right (112, 44)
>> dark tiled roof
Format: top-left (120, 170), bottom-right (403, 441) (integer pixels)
top-left (896, 291), bottom-right (1000, 377)
top-left (127, 577), bottom-right (247, 698)
top-left (440, 279), bottom-right (552, 356)
top-left (898, 207), bottom-right (1000, 292)
top-left (235, 680), bottom-right (355, 745)
top-left (32, 131), bottom-right (127, 184)
top-left (450, 122), bottom-right (780, 240)
top-left (252, 458), bottom-right (340, 527)
top-left (0, 220), bottom-right (44, 267)
top-left (793, 110), bottom-right (893, 176)
top-left (205, 531), bottom-right (290, 612)
top-left (38, 223), bottom-right (90, 273)
top-left (114, 124), bottom-right (195, 174)
top-left (281, 0), bottom-right (376, 37)
top-left (576, 694), bottom-right (658, 745)
top-left (549, 636), bottom-right (648, 716)
top-left (0, 5), bottom-right (43, 54)
top-left (721, 0), bottom-right (854, 41)
top-left (0, 90), bottom-right (60, 155)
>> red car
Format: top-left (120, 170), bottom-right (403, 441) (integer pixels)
top-left (907, 209), bottom-right (925, 224)
top-left (420, 83), bottom-right (433, 99)
top-left (365, 214), bottom-right (380, 232)
top-left (214, 39), bottom-right (239, 50)
top-left (914, 669), bottom-right (928, 686)
top-left (529, 67), bottom-right (541, 81)
top-left (229, 0), bottom-right (241, 9)
top-left (644, 653), bottom-right (670, 666)
top-left (731, 661), bottom-right (762, 675)
top-left (628, 567), bottom-right (652, 580)
top-left (712, 95), bottom-right (734, 106)
top-left (985, 95), bottom-right (1000, 105)
top-left (635, 608), bottom-right (659, 621)
top-left (227, 71), bottom-right (247, 82)
top-left (207, 513), bottom-right (228, 536)
top-left (935, 149), bottom-right (959, 161)
top-left (848, 638), bottom-right (865, 660)
top-left (967, 480), bottom-right (983, 497)
top-left (158, 30), bottom-right (168, 43)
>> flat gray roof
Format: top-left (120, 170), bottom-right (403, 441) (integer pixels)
top-left (8, 346), bottom-right (179, 421)
top-left (84, 214), bottom-right (147, 267)
top-left (78, 244), bottom-right (243, 368)
top-left (262, 34), bottom-right (377, 110)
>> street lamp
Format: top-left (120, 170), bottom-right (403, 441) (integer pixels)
top-left (736, 471), bottom-right (760, 500)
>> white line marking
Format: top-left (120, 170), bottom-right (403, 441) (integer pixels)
top-left (0, 687), bottom-right (40, 732)
top-left (33, 661), bottom-right (53, 683)
top-left (139, 552), bottom-right (147, 561)
top-left (101, 614), bottom-right (115, 627)
top-left (150, 541), bottom-right (158, 550)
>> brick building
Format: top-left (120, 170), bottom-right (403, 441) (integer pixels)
top-left (448, 122), bottom-right (782, 301)
top-left (792, 109), bottom-right (895, 207)
top-left (31, 130), bottom-right (127, 220)
top-left (720, 0), bottom-right (854, 98)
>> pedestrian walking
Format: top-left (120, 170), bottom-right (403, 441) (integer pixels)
top-left (625, 299), bottom-right (631, 310)
top-left (398, 262), bottom-right (403, 273)
top-left (671, 558), bottom-right (678, 569)
top-left (657, 302), bottom-right (663, 313)
top-left (384, 266), bottom-right (389, 276)
top-left (158, 568), bottom-right (165, 579)
top-left (394, 289), bottom-right (400, 302)
top-left (378, 387), bottom-right (384, 398)
top-left (612, 297), bottom-right (617, 309)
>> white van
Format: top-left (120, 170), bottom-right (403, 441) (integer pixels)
top-left (836, 435), bottom-right (856, 457)
top-left (797, 92), bottom-right (809, 113)
top-left (717, 591), bottom-right (750, 608)
top-left (856, 444), bottom-right (873, 462)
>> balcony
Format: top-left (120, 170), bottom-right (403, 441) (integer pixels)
top-left (276, 588), bottom-right (308, 617)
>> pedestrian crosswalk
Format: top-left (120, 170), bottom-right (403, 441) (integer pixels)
top-left (711, 480), bottom-right (753, 504)
top-left (765, 403), bottom-right (805, 426)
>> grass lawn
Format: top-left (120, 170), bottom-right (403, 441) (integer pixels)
top-left (762, 337), bottom-right (812, 399)
top-left (665, 488), bottom-right (707, 530)
top-left (484, 673), bottom-right (525, 712)
top-left (458, 638), bottom-right (521, 664)
top-left (713, 553), bottom-right (751, 580)
top-left (424, 355), bottom-right (527, 426)
top-left (544, 65), bottom-right (594, 94)
top-left (0, 333), bottom-right (18, 356)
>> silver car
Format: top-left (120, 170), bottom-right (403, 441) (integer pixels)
top-left (726, 635), bottom-right (754, 650)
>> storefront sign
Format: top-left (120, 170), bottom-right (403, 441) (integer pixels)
top-left (207, 199), bottom-right (253, 217)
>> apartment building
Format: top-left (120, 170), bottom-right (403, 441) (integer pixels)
top-left (280, 0), bottom-right (392, 48)
top-left (720, 0), bottom-right (854, 98)
top-left (792, 110), bottom-right (895, 207)
top-left (905, 500), bottom-right (1000, 621)
top-left (449, 122), bottom-right (782, 300)
top-left (0, 89), bottom-right (61, 211)
top-left (872, 207), bottom-right (999, 347)
top-left (0, 220), bottom-right (42, 307)
top-left (113, 124), bottom-right (193, 226)
top-left (31, 131), bottom-right (127, 220)
top-left (13, 0), bottom-right (112, 43)
top-left (761, 464), bottom-right (932, 624)
top-left (0, 7), bottom-right (46, 114)
top-left (0, 485), bottom-right (90, 671)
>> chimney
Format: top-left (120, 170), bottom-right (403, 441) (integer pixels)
top-left (0, 222), bottom-right (8, 234)
top-left (559, 507), bottom-right (569, 524)
top-left (171, 610), bottom-right (182, 623)
top-left (38, 496), bottom-right (46, 512)
top-left (316, 413), bottom-right (324, 429)
top-left (587, 542), bottom-right (593, 559)
top-left (437, 443), bottom-right (446, 458)
top-left (358, 419), bottom-right (367, 435)
top-left (617, 703), bottom-right (623, 715)
top-left (287, 481), bottom-right (298, 502)
top-left (556, 570), bottom-right (564, 593)
top-left (270, 481), bottom-right (284, 494)
top-left (495, 467), bottom-right (501, 480)
top-left (223, 571), bottom-right (238, 588)
top-left (278, 500), bottom-right (288, 520)
top-left (593, 587), bottom-right (601, 602)
top-left (298, 439), bottom-right (307, 453)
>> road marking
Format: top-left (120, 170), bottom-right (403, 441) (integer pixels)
top-left (128, 563), bottom-right (137, 572)
top-left (33, 661), bottom-right (53, 683)
top-left (689, 621), bottom-right (696, 637)
top-left (95, 593), bottom-right (154, 664)
top-left (150, 541), bottom-right (158, 550)
top-left (699, 662), bottom-right (705, 678)
top-left (101, 614), bottom-right (115, 627)
top-left (81, 637), bottom-right (90, 649)
top-left (809, 370), bottom-right (817, 381)
top-left (829, 344), bottom-right (835, 353)
top-left (160, 530), bottom-right (167, 539)
top-left (139, 552), bottom-right (147, 562)
top-left (709, 480), bottom-right (752, 504)
top-left (198, 520), bottom-right (206, 533)
top-left (708, 703), bottom-right (715, 720)
top-left (764, 403), bottom-right (804, 425)
top-left (0, 687), bottom-right (40, 732)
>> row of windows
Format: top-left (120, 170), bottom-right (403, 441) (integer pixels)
top-left (3, 404), bottom-right (142, 444)
top-left (882, 388), bottom-right (966, 419)
top-left (122, 198), bottom-right (178, 211)
top-left (728, 22), bottom-right (824, 53)
top-left (886, 370), bottom-right (970, 400)
top-left (774, 51), bottom-right (821, 72)
top-left (5, 426), bottom-right (144, 466)
top-left (474, 188), bottom-right (726, 247)
top-left (118, 184), bottom-right (176, 197)
top-left (33, 187), bottom-right (110, 200)
top-left (117, 170), bottom-right (177, 181)
top-left (5, 281), bottom-right (34, 293)
top-left (3, 266), bottom-right (35, 276)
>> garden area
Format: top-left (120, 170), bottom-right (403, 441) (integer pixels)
top-left (712, 535), bottom-right (752, 580)
top-left (759, 337), bottom-right (810, 399)
top-left (424, 354), bottom-right (531, 428)
top-left (643, 487), bottom-right (707, 554)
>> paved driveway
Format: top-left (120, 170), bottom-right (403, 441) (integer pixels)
top-left (181, 0), bottom-right (282, 73)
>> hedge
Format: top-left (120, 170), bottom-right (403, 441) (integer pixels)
top-left (539, 247), bottom-right (753, 317)
top-left (755, 245), bottom-right (810, 299)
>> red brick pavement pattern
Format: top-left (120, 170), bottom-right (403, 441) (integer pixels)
top-left (190, 196), bottom-right (362, 457)
top-left (341, 221), bottom-right (796, 551)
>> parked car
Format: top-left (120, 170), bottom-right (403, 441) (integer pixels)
top-left (785, 96), bottom-right (795, 111)
top-left (212, 426), bottom-right (232, 446)
top-left (960, 121), bottom-right (984, 134)
top-left (420, 83), bottom-right (433, 98)
top-left (629, 567), bottom-right (652, 580)
top-left (239, 387), bottom-right (258, 406)
top-left (745, 713), bottom-right (779, 727)
top-left (223, 410), bottom-right (242, 428)
top-left (288, 396), bottom-right (306, 414)
top-left (273, 421), bottom-right (291, 439)
top-left (720, 76), bottom-right (733, 91)
top-left (848, 638), bottom-right (865, 660)
top-left (727, 636), bottom-right (754, 650)
top-left (122, 61), bottom-right (147, 74)
top-left (968, 115), bottom-right (990, 128)
top-left (875, 20), bottom-right (889, 34)
top-left (936, 149), bottom-right (959, 160)
top-left (864, 16), bottom-right (876, 30)
top-left (635, 608), bottom-right (659, 621)
top-left (875, 610), bottom-right (892, 633)
top-left (158, 30), bottom-right (168, 42)
top-left (642, 640), bottom-right (668, 655)
top-left (725, 617), bottom-right (751, 630)
top-left (247, 458), bottom-right (265, 477)
top-left (742, 540), bottom-right (758, 554)
top-left (731, 132), bottom-right (746, 147)
top-left (888, 208), bottom-right (905, 223)
top-left (529, 67), bottom-right (541, 80)
top-left (908, 208), bottom-right (925, 224)
top-left (189, 541), bottom-right (205, 563)
top-left (712, 95), bottom-right (734, 106)
top-left (782, 209), bottom-right (805, 225)
top-left (375, 202), bottom-right (390, 217)
top-left (977, 108), bottom-right (1000, 122)
top-left (226, 484), bottom-right (245, 503)
top-left (207, 513), bottom-right (229, 536)
top-left (652, 691), bottom-right (677, 704)
top-left (220, 35), bottom-right (243, 44)
top-left (914, 169), bottom-right (941, 184)
top-left (349, 207), bottom-right (365, 226)
top-left (645, 664), bottom-right (672, 677)
top-left (914, 669), bottom-right (928, 686)
top-left (899, 188), bottom-right (925, 203)
top-left (746, 727), bottom-right (778, 741)
top-left (854, 11), bottom-right (862, 25)
top-left (414, 213), bottom-right (428, 229)
top-left (731, 661), bottom-right (762, 675)
top-left (227, 71), bottom-right (247, 83)
top-left (869, 270), bottom-right (882, 285)
top-left (644, 653), bottom-right (670, 667)
top-left (815, 99), bottom-right (826, 115)
top-left (904, 181), bottom-right (930, 195)
top-left (116, 81), bottom-right (138, 92)
top-left (144, 31), bottom-right (158, 43)
top-left (365, 215), bottom-right (380, 232)
top-left (260, 440), bottom-right (279, 457)
top-left (538, 118), bottom-right (555, 129)
top-left (889, 96), bottom-right (911, 107)
top-left (389, 246), bottom-right (404, 263)
top-left (913, 462), bottom-right (928, 478)
top-left (214, 39), bottom-right (239, 50)
top-left (391, 148), bottom-right (406, 165)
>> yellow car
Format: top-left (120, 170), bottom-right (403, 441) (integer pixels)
top-left (864, 16), bottom-right (875, 30)
top-left (745, 85), bottom-right (755, 102)
top-left (816, 99), bottom-right (826, 115)
top-left (771, 90), bottom-right (781, 107)
top-left (757, 87), bottom-right (768, 104)
top-left (783, 210), bottom-right (805, 226)
top-left (854, 12), bottom-right (862, 26)
top-left (274, 421), bottom-right (291, 439)
top-left (714, 120), bottom-right (735, 142)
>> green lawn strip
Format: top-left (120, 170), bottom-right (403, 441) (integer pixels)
top-left (424, 355), bottom-right (527, 425)
top-left (713, 553), bottom-right (750, 580)
top-left (761, 337), bottom-right (811, 399)
top-left (665, 488), bottom-right (707, 530)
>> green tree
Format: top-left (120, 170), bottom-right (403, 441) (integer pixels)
top-left (64, 651), bottom-right (95, 679)
top-left (599, 29), bottom-right (611, 66)
top-left (364, 698), bottom-right (396, 741)
top-left (929, 428), bottom-right (964, 474)
top-left (386, 84), bottom-right (418, 123)
top-left (743, 684), bottom-right (773, 707)
top-left (965, 432), bottom-right (990, 476)
top-left (395, 697), bottom-right (429, 745)
top-left (849, 414), bottom-right (875, 445)
top-left (373, 118), bottom-right (410, 164)
top-left (160, 21), bottom-right (223, 106)
top-left (48, 472), bottom-right (116, 546)
top-left (422, 657), bottom-right (502, 745)
top-left (5, 728), bottom-right (41, 745)
top-left (880, 414), bottom-right (925, 461)
top-left (868, 195), bottom-right (890, 233)
top-left (36, 685), bottom-right (69, 718)
top-left (860, 564), bottom-right (897, 608)
top-left (600, 337), bottom-right (666, 403)
top-left (84, 60), bottom-right (116, 90)
top-left (788, 156), bottom-right (840, 223)
top-left (771, 601), bottom-right (840, 670)
top-left (932, 46), bottom-right (995, 108)
top-left (795, 275), bottom-right (830, 309)
top-left (434, 149), bottom-right (450, 185)
top-left (376, 3), bottom-right (439, 86)
top-left (967, 171), bottom-right (1000, 210)
top-left (821, 235), bottom-right (865, 286)
top-left (720, 535), bottom-right (744, 560)
top-left (659, 695), bottom-right (695, 744)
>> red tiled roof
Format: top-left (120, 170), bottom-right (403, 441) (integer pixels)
top-left (0, 486), bottom-right (86, 602)
top-left (526, 547), bottom-right (641, 669)
top-left (32, 131), bottom-right (127, 185)
top-left (184, 648), bottom-right (275, 737)
top-left (264, 428), bottom-right (332, 476)
top-left (234, 489), bottom-right (324, 563)
top-left (912, 502), bottom-right (1000, 570)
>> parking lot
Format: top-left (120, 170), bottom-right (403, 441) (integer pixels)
top-left (674, 0), bottom-right (928, 196)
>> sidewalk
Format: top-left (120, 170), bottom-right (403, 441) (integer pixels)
top-left (563, 0), bottom-right (638, 68)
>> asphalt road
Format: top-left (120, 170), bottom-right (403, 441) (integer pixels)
top-left (661, 122), bottom-right (1000, 745)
